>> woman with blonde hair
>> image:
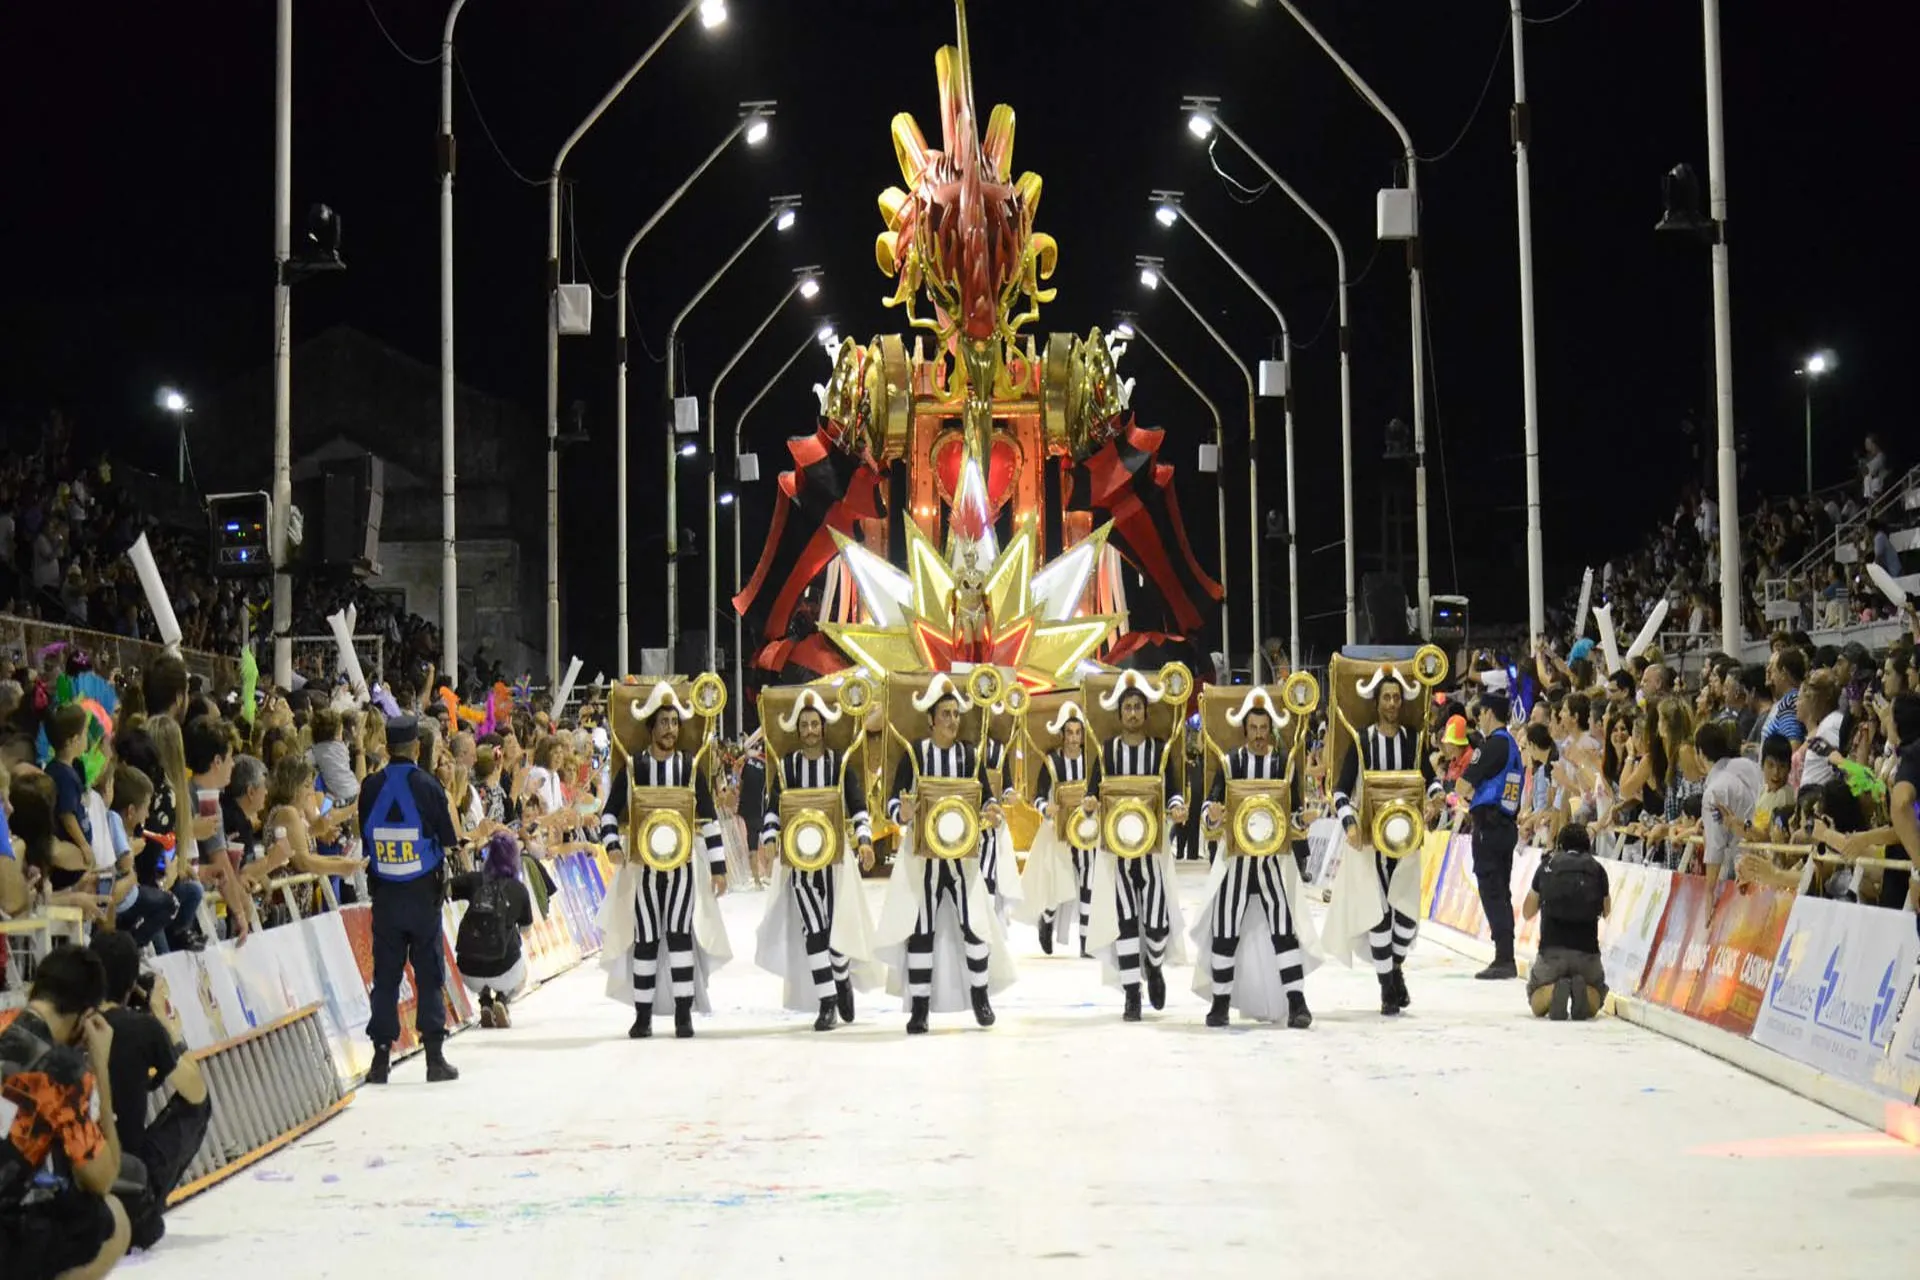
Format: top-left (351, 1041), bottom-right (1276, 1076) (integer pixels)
top-left (263, 755), bottom-right (366, 884)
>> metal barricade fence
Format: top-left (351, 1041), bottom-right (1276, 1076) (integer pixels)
top-left (153, 1004), bottom-right (350, 1204)
top-left (0, 614), bottom-right (241, 689)
top-left (287, 632), bottom-right (385, 690)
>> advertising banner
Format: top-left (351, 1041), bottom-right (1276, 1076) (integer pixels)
top-left (1429, 834), bottom-right (1488, 938)
top-left (299, 911), bottom-right (374, 1084)
top-left (1599, 862), bottom-right (1673, 998)
top-left (1751, 897), bottom-right (1920, 1096)
top-left (1640, 874), bottom-right (1713, 1011)
top-left (149, 945), bottom-right (263, 1051)
top-left (1870, 966), bottom-right (1920, 1104)
top-left (337, 903), bottom-right (473, 1055)
top-left (1511, 845), bottom-right (1546, 956)
top-left (1685, 882), bottom-right (1796, 1036)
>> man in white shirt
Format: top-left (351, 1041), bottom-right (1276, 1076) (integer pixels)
top-left (1699, 721), bottom-right (1762, 884)
top-left (1795, 670), bottom-right (1845, 795)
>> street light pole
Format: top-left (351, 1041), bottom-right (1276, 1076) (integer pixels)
top-left (665, 196), bottom-right (801, 667)
top-left (1511, 0), bottom-right (1546, 648)
top-left (614, 108), bottom-right (772, 675)
top-left (1116, 317), bottom-right (1230, 677)
top-left (439, 0), bottom-right (470, 689)
top-left (271, 0), bottom-right (294, 691)
top-left (1270, 0), bottom-right (1431, 631)
top-left (705, 269), bottom-right (822, 678)
top-left (1152, 193), bottom-right (1299, 669)
top-left (1138, 257), bottom-right (1264, 684)
top-left (1183, 104), bottom-right (1356, 646)
top-left (1796, 353), bottom-right (1830, 496)
top-left (544, 0), bottom-right (718, 689)
top-left (732, 323), bottom-right (837, 734)
top-left (1704, 0), bottom-right (1740, 655)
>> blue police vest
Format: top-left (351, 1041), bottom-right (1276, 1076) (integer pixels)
top-left (1470, 729), bottom-right (1525, 818)
top-left (363, 763), bottom-right (444, 884)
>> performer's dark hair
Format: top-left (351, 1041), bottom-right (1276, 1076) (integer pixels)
top-left (927, 693), bottom-right (960, 718)
top-left (1118, 687), bottom-right (1148, 712)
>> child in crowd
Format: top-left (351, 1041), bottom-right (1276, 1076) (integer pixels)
top-left (309, 707), bottom-right (359, 804)
top-left (1746, 734), bottom-right (1795, 841)
top-left (46, 704), bottom-right (92, 855)
top-left (184, 715), bottom-right (251, 942)
top-left (106, 765), bottom-right (174, 949)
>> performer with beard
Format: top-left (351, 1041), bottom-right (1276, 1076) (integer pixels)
top-left (874, 674), bottom-right (1018, 1034)
top-left (1083, 671), bottom-right (1189, 1022)
top-left (1321, 656), bottom-right (1446, 1016)
top-left (1192, 687), bottom-right (1319, 1029)
top-left (754, 688), bottom-right (880, 1030)
top-left (595, 681), bottom-right (731, 1040)
top-left (1015, 701), bottom-right (1095, 957)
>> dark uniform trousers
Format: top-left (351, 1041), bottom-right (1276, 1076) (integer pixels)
top-left (367, 876), bottom-right (448, 1046)
top-left (1471, 811), bottom-right (1519, 955)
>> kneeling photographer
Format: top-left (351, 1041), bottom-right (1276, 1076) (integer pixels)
top-left (1523, 824), bottom-right (1611, 1021)
top-left (89, 931), bottom-right (213, 1250)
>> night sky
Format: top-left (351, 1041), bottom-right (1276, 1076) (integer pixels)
top-left (0, 1), bottom-right (1898, 667)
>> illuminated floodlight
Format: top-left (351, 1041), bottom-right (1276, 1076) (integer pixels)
top-left (699, 1), bottom-right (728, 31)
top-left (1155, 205), bottom-right (1179, 227)
top-left (1187, 114), bottom-right (1215, 140)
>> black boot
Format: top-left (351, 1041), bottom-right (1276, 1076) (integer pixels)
top-left (1475, 953), bottom-right (1519, 980)
top-left (814, 997), bottom-right (839, 1032)
top-left (1379, 973), bottom-right (1402, 1016)
top-left (1548, 976), bottom-right (1572, 1021)
top-left (629, 1003), bottom-right (653, 1039)
top-left (1123, 986), bottom-right (1143, 1022)
top-left (1038, 914), bottom-right (1054, 955)
top-left (424, 1037), bottom-right (459, 1083)
top-left (1205, 993), bottom-right (1231, 1028)
top-left (1079, 934), bottom-right (1090, 958)
top-left (673, 996), bottom-right (695, 1039)
top-left (1286, 991), bottom-right (1313, 1030)
top-left (906, 995), bottom-right (930, 1035)
top-left (970, 985), bottom-right (996, 1028)
top-left (1145, 957), bottom-right (1167, 1010)
top-left (365, 1043), bottom-right (391, 1085)
top-left (1391, 961), bottom-right (1412, 1009)
top-left (836, 978), bottom-right (856, 1024)
top-left (1569, 975), bottom-right (1595, 1021)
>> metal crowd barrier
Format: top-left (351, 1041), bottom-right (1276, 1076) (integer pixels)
top-left (161, 1004), bottom-right (352, 1205)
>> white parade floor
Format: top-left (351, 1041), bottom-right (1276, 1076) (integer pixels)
top-left (131, 864), bottom-right (1918, 1279)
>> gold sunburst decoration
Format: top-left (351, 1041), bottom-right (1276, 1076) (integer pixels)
top-left (821, 520), bottom-right (1121, 690)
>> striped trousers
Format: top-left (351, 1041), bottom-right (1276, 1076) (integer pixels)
top-left (1040, 849), bottom-right (1095, 939)
top-left (632, 864), bottom-right (696, 1006)
top-left (1209, 854), bottom-right (1306, 999)
top-left (908, 858), bottom-right (989, 997)
top-left (1113, 855), bottom-right (1171, 991)
top-left (1368, 850), bottom-right (1419, 974)
top-left (792, 866), bottom-right (850, 1000)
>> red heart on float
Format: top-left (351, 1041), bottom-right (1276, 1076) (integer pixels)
top-left (934, 437), bottom-right (1018, 512)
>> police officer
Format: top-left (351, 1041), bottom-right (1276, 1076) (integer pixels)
top-left (360, 714), bottom-right (460, 1084)
top-left (1453, 691), bottom-right (1525, 980)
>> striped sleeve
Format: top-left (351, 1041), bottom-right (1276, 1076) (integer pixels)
top-left (598, 768), bottom-right (627, 854)
top-left (1332, 740), bottom-right (1359, 827)
top-left (761, 763), bottom-right (782, 845)
top-left (844, 767), bottom-right (872, 844)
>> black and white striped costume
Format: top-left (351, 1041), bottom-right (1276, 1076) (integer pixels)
top-left (1088, 735), bottom-right (1180, 990)
top-left (1332, 724), bottom-right (1440, 974)
top-left (1206, 745), bottom-right (1306, 1000)
top-left (761, 749), bottom-right (871, 1001)
top-left (978, 736), bottom-right (1010, 900)
top-left (601, 753), bottom-right (724, 1008)
top-left (887, 739), bottom-right (990, 998)
top-left (1033, 747), bottom-right (1094, 940)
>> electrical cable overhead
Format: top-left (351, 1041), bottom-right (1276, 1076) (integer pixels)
top-left (361, 0), bottom-right (438, 66)
top-left (1526, 0), bottom-right (1588, 25)
top-left (1417, 18), bottom-right (1512, 164)
top-left (453, 52), bottom-right (546, 187)
top-left (1206, 138), bottom-right (1272, 205)
top-left (565, 186), bottom-right (618, 301)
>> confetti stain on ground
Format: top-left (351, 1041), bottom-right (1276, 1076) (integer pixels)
top-left (135, 868), bottom-right (1920, 1279)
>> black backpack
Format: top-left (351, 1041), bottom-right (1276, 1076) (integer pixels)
top-left (457, 876), bottom-right (518, 968)
top-left (1539, 849), bottom-right (1608, 921)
